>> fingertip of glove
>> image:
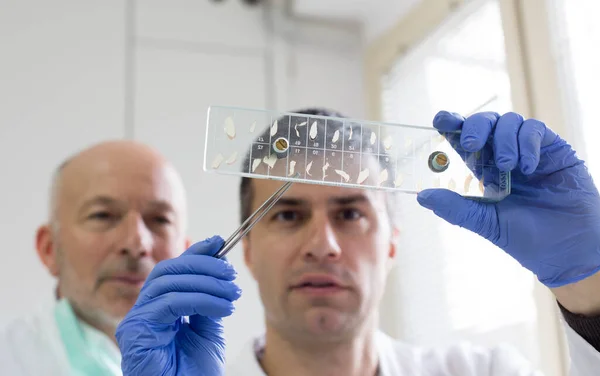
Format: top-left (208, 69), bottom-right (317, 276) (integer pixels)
top-left (416, 189), bottom-right (436, 205)
top-left (220, 281), bottom-right (243, 301)
top-left (434, 110), bottom-right (458, 120)
top-left (204, 235), bottom-right (224, 245)
top-left (222, 265), bottom-right (238, 280)
top-left (433, 111), bottom-right (464, 131)
top-left (183, 235), bottom-right (225, 257)
top-left (417, 188), bottom-right (463, 209)
top-left (496, 158), bottom-right (517, 172)
top-left (461, 137), bottom-right (481, 153)
top-left (234, 287), bottom-right (243, 300)
top-left (519, 155), bottom-right (538, 175)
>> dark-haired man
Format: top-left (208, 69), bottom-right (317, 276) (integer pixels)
top-left (117, 108), bottom-right (600, 375)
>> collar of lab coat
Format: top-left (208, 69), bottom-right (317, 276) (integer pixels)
top-left (53, 298), bottom-right (122, 375)
top-left (226, 329), bottom-right (398, 376)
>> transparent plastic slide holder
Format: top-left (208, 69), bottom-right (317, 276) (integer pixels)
top-left (203, 106), bottom-right (511, 202)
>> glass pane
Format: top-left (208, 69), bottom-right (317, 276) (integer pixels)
top-left (547, 0), bottom-right (600, 175)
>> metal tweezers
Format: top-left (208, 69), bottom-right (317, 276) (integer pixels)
top-left (213, 173), bottom-right (299, 259)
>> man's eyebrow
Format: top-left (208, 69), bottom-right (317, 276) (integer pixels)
top-left (147, 200), bottom-right (175, 212)
top-left (329, 195), bottom-right (369, 205)
top-left (271, 195), bottom-right (369, 207)
top-left (272, 197), bottom-right (307, 207)
top-left (80, 195), bottom-right (118, 210)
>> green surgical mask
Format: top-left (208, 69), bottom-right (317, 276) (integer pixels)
top-left (54, 298), bottom-right (122, 376)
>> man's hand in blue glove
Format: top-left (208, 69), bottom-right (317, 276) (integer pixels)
top-left (417, 111), bottom-right (600, 289)
top-left (115, 235), bottom-right (241, 376)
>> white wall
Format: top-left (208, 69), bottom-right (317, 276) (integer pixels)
top-left (0, 0), bottom-right (126, 315)
top-left (0, 0), bottom-right (365, 363)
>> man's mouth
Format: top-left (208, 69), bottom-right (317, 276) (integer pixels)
top-left (291, 275), bottom-right (348, 295)
top-left (108, 275), bottom-right (147, 286)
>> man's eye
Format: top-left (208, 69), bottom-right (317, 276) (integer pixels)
top-left (88, 211), bottom-right (113, 220)
top-left (273, 210), bottom-right (300, 222)
top-left (153, 216), bottom-right (171, 224)
top-left (338, 209), bottom-right (362, 221)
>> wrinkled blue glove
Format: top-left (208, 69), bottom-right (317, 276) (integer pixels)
top-left (115, 235), bottom-right (241, 375)
top-left (417, 111), bottom-right (600, 288)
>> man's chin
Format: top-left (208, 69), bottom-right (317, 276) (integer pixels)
top-left (99, 294), bottom-right (139, 319)
top-left (301, 307), bottom-right (353, 336)
top-left (95, 309), bottom-right (130, 328)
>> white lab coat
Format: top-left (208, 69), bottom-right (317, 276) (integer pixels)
top-left (0, 298), bottom-right (122, 376)
top-left (226, 323), bottom-right (600, 376)
top-left (1, 299), bottom-right (599, 375)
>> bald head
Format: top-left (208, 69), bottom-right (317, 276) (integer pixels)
top-left (49, 140), bottom-right (187, 231)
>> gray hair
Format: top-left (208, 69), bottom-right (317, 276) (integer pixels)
top-left (47, 158), bottom-right (72, 234)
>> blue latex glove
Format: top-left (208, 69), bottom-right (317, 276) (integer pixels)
top-left (417, 111), bottom-right (600, 288)
top-left (115, 235), bottom-right (241, 376)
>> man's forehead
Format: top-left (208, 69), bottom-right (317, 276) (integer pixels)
top-left (56, 148), bottom-right (186, 213)
top-left (251, 178), bottom-right (382, 205)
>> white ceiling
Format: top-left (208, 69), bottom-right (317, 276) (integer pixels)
top-left (291, 0), bottom-right (422, 41)
top-left (292, 0), bottom-right (381, 22)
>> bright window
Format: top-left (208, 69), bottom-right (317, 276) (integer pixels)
top-left (380, 0), bottom-right (540, 363)
top-left (547, 0), bottom-right (600, 175)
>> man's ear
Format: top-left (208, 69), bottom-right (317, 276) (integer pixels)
top-left (35, 224), bottom-right (59, 277)
top-left (387, 226), bottom-right (400, 270)
top-left (242, 236), bottom-right (257, 281)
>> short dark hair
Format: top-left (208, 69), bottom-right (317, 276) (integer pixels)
top-left (238, 107), bottom-right (398, 227)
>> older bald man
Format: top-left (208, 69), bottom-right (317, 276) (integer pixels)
top-left (0, 140), bottom-right (193, 375)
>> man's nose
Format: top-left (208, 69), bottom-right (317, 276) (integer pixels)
top-left (301, 214), bottom-right (342, 262)
top-left (118, 213), bottom-right (153, 258)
